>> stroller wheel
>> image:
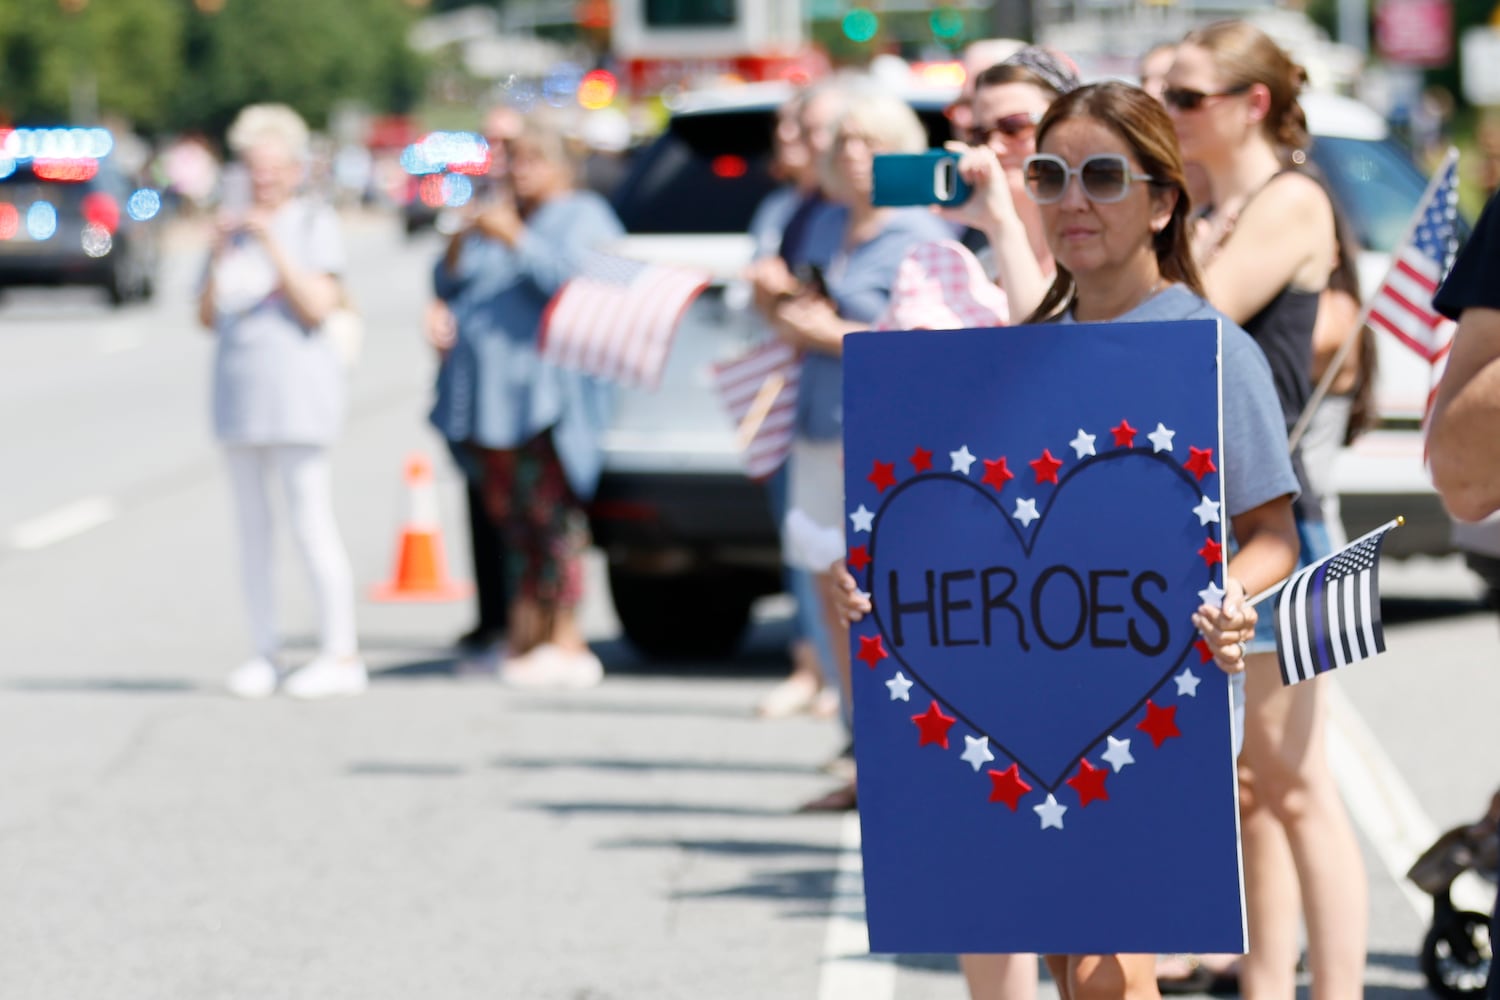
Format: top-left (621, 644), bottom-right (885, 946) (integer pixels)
top-left (1421, 909), bottom-right (1492, 998)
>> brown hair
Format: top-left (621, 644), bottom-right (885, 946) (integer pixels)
top-left (1025, 81), bottom-right (1205, 323)
top-left (1181, 19), bottom-right (1310, 155)
top-left (1325, 197), bottom-right (1379, 443)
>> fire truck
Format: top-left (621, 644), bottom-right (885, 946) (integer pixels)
top-left (611, 0), bottom-right (828, 95)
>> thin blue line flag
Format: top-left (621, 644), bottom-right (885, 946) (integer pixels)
top-left (1274, 518), bottom-right (1401, 685)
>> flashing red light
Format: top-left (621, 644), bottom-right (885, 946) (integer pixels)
top-left (0, 204), bottom-right (17, 240)
top-left (578, 69), bottom-right (618, 110)
top-left (450, 150), bottom-right (493, 176)
top-left (711, 154), bottom-right (748, 179)
top-left (33, 157), bottom-right (99, 182)
top-left (81, 191), bottom-right (121, 234)
top-left (418, 173), bottom-right (446, 208)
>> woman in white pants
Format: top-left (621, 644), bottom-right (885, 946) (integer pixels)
top-left (198, 103), bottom-right (364, 699)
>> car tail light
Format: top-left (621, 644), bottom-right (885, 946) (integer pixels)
top-left (81, 191), bottom-right (120, 234)
top-left (711, 155), bottom-right (748, 179)
top-left (0, 203), bottom-right (17, 240)
top-left (589, 500), bottom-right (659, 522)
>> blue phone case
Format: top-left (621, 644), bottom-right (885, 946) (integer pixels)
top-left (871, 151), bottom-right (972, 207)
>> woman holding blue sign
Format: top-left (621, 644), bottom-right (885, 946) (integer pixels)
top-left (1165, 22), bottom-right (1367, 1000)
top-left (835, 80), bottom-right (1300, 999)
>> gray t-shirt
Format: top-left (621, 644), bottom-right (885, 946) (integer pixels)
top-left (1061, 284), bottom-right (1299, 521)
top-left (209, 198), bottom-right (346, 446)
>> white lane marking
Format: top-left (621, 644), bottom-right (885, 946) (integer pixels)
top-left (10, 497), bottom-right (118, 551)
top-left (818, 812), bottom-right (896, 1000)
top-left (1325, 682), bottom-right (1495, 919)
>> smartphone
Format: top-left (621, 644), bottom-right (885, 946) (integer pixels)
top-left (872, 150), bottom-right (972, 207)
top-left (794, 262), bottom-right (829, 299)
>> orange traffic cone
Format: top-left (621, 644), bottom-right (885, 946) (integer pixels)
top-left (369, 452), bottom-right (474, 602)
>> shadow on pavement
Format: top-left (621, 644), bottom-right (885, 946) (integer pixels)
top-left (493, 755), bottom-right (821, 778)
top-left (346, 760), bottom-right (468, 777)
top-left (5, 677), bottom-right (200, 694)
top-left (518, 799), bottom-right (798, 819)
top-left (672, 866), bottom-right (839, 909)
top-left (1382, 595), bottom-right (1488, 625)
top-left (600, 836), bottom-right (843, 858)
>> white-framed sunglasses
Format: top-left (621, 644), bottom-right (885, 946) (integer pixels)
top-left (1022, 153), bottom-right (1158, 205)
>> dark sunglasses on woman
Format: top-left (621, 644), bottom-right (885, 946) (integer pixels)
top-left (1022, 153), bottom-right (1158, 204)
top-left (1160, 82), bottom-right (1252, 112)
top-left (968, 111), bottom-right (1041, 146)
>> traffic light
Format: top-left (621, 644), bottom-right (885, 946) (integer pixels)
top-left (842, 8), bottom-right (879, 43)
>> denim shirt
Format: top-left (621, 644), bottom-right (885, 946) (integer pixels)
top-left (796, 207), bottom-right (954, 441)
top-left (429, 191), bottom-right (624, 501)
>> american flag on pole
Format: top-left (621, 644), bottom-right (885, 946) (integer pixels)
top-left (1274, 518), bottom-right (1402, 686)
top-left (711, 339), bottom-right (800, 480)
top-left (540, 253), bottom-right (711, 391)
top-left (1366, 152), bottom-right (1460, 365)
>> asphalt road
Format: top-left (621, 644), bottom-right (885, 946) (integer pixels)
top-left (0, 212), bottom-right (1495, 1000)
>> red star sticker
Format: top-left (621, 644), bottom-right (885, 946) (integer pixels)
top-left (1136, 699), bottom-right (1181, 748)
top-left (1194, 639), bottom-right (1215, 664)
top-left (1198, 537), bottom-right (1224, 567)
top-left (909, 446), bottom-right (933, 473)
top-left (987, 764), bottom-right (1033, 811)
top-left (1184, 446), bottom-right (1217, 481)
top-left (868, 460), bottom-right (897, 493)
top-left (912, 700), bottom-right (956, 749)
top-left (981, 457), bottom-right (1014, 491)
top-left (848, 545), bottom-right (871, 572)
top-left (1111, 419), bottom-right (1138, 447)
top-left (1066, 758), bottom-right (1110, 807)
top-left (856, 634), bottom-right (888, 669)
top-left (1030, 449), bottom-right (1063, 484)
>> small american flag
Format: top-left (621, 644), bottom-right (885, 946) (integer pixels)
top-left (1366, 152), bottom-right (1460, 366)
top-left (1274, 518), bottom-right (1402, 686)
top-left (540, 253), bottom-right (711, 390)
top-left (711, 339), bottom-right (800, 480)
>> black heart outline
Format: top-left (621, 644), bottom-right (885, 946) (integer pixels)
top-left (864, 446), bottom-right (1217, 792)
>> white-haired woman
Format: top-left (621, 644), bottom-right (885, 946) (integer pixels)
top-left (773, 87), bottom-right (952, 811)
top-left (199, 103), bottom-right (365, 700)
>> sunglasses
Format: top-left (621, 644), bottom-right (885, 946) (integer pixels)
top-left (1022, 153), bottom-right (1157, 205)
top-left (968, 111), bottom-right (1041, 146)
top-left (1160, 83), bottom-right (1252, 112)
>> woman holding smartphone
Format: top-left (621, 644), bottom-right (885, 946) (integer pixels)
top-left (833, 81), bottom-right (1300, 1000)
top-left (199, 103), bottom-right (364, 700)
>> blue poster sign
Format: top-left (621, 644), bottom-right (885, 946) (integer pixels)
top-left (842, 319), bottom-right (1245, 956)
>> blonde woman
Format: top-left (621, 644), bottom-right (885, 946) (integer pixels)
top-left (199, 104), bottom-right (365, 699)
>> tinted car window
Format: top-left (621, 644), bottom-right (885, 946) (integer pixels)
top-left (1309, 136), bottom-right (1428, 254)
top-left (612, 103), bottom-right (956, 235)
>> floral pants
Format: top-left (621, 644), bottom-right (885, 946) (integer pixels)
top-left (476, 432), bottom-right (587, 611)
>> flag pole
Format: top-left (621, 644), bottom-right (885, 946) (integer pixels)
top-left (1242, 515), bottom-right (1405, 609)
top-left (1286, 147), bottom-right (1460, 453)
top-left (736, 371), bottom-right (786, 452)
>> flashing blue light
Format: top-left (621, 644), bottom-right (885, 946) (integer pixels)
top-left (0, 156), bottom-right (14, 180)
top-left (27, 201), bottom-right (58, 241)
top-left (442, 174), bottom-right (474, 207)
top-left (127, 188), bottom-right (162, 221)
top-left (2, 126), bottom-right (115, 162)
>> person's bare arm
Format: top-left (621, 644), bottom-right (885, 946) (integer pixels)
top-left (1310, 286), bottom-right (1361, 392)
top-left (1202, 174), bottom-right (1334, 324)
top-left (1428, 306), bottom-right (1500, 521)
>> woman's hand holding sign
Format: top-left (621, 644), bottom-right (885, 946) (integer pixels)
top-left (830, 560), bottom-right (871, 626)
top-left (1193, 575), bottom-right (1255, 674)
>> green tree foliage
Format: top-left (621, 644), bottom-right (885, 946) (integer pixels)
top-left (0, 0), bottom-right (185, 129)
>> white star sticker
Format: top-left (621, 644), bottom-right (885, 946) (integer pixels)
top-left (1198, 580), bottom-right (1226, 608)
top-left (1193, 496), bottom-right (1221, 526)
top-left (950, 445), bottom-right (977, 475)
top-left (961, 735), bottom-right (995, 772)
top-left (1069, 429), bottom-right (1096, 459)
top-left (849, 504), bottom-right (874, 533)
top-left (885, 671), bottom-right (913, 702)
top-left (1034, 793), bottom-right (1067, 830)
top-left (1147, 422), bottom-right (1176, 453)
top-left (1175, 667), bottom-right (1201, 697)
top-left (1101, 735), bottom-right (1135, 772)
top-left (1012, 497), bottom-right (1040, 527)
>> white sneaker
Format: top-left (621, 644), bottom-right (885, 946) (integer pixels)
top-left (227, 657), bottom-right (280, 700)
top-left (283, 656), bottom-right (369, 699)
top-left (499, 644), bottom-right (603, 690)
